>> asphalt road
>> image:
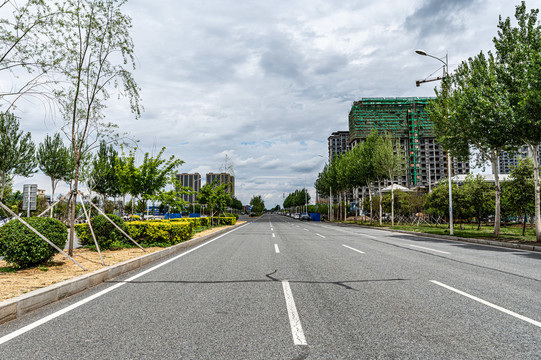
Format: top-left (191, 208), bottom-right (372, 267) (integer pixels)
top-left (1, 214), bottom-right (540, 359)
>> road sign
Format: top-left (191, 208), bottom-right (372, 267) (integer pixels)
top-left (22, 184), bottom-right (38, 212)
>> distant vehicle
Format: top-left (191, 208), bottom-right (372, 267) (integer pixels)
top-left (293, 213), bottom-right (300, 219)
top-left (300, 214), bottom-right (310, 221)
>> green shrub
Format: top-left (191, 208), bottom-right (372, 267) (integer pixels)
top-left (0, 217), bottom-right (67, 268)
top-left (218, 217), bottom-right (236, 225)
top-left (77, 214), bottom-right (129, 250)
top-left (224, 213), bottom-right (239, 220)
top-left (126, 221), bottom-right (192, 246)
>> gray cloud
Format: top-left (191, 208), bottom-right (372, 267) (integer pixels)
top-left (405, 0), bottom-right (481, 36)
top-left (10, 0), bottom-right (518, 209)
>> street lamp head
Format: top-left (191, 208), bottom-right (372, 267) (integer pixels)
top-left (415, 49), bottom-right (427, 56)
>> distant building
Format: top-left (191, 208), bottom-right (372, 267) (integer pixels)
top-left (176, 173), bottom-right (201, 203)
top-left (498, 145), bottom-right (541, 174)
top-left (348, 97), bottom-right (470, 188)
top-left (328, 131), bottom-right (350, 161)
top-left (206, 172), bottom-right (235, 196)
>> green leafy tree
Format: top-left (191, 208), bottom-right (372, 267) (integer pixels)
top-left (502, 158), bottom-right (535, 235)
top-left (373, 133), bottom-right (406, 226)
top-left (250, 195), bottom-right (265, 214)
top-left (50, 0), bottom-right (142, 255)
top-left (424, 181), bottom-right (467, 226)
top-left (493, 2), bottom-right (541, 242)
top-left (0, 112), bottom-right (36, 200)
top-left (89, 140), bottom-right (121, 207)
top-left (462, 174), bottom-right (494, 230)
top-left (36, 133), bottom-right (73, 215)
top-left (199, 180), bottom-right (230, 224)
top-left (136, 148), bottom-right (184, 215)
top-left (429, 51), bottom-right (515, 237)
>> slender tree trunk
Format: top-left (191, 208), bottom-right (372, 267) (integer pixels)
top-left (529, 144), bottom-right (541, 242)
top-left (378, 179), bottom-right (383, 226)
top-left (68, 156), bottom-right (80, 257)
top-left (523, 211), bottom-right (527, 236)
top-left (0, 171), bottom-right (6, 201)
top-left (391, 182), bottom-right (395, 227)
top-left (491, 153), bottom-right (501, 238)
top-left (369, 185), bottom-right (373, 225)
top-left (361, 186), bottom-right (365, 225)
top-left (50, 178), bottom-right (56, 218)
top-left (354, 187), bottom-right (358, 223)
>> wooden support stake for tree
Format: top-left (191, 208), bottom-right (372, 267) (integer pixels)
top-left (79, 195), bottom-right (105, 266)
top-left (78, 191), bottom-right (146, 252)
top-left (0, 201), bottom-right (87, 271)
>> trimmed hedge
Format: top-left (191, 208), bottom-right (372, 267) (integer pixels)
top-left (218, 217), bottom-right (236, 225)
top-left (126, 221), bottom-right (192, 246)
top-left (78, 214), bottom-right (129, 250)
top-left (0, 217), bottom-right (67, 268)
top-left (76, 220), bottom-right (193, 248)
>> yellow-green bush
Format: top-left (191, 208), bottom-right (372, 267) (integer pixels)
top-left (125, 221), bottom-right (192, 247)
top-left (218, 217), bottom-right (236, 225)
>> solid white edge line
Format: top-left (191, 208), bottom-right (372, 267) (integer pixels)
top-left (430, 280), bottom-right (541, 328)
top-left (410, 244), bottom-right (450, 254)
top-left (0, 223), bottom-right (250, 346)
top-left (316, 233), bottom-right (325, 238)
top-left (282, 280), bottom-right (307, 345)
top-left (274, 244), bottom-right (280, 253)
top-left (342, 244), bottom-right (365, 254)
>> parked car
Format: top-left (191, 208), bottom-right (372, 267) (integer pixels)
top-left (300, 214), bottom-right (310, 221)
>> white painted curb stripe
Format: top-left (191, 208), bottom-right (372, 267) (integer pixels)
top-left (275, 244), bottom-right (280, 253)
top-left (0, 223), bottom-right (249, 346)
top-left (282, 280), bottom-right (307, 345)
top-left (410, 245), bottom-right (450, 254)
top-left (430, 280), bottom-right (541, 328)
top-left (342, 244), bottom-right (365, 254)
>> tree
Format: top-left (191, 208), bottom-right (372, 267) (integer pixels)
top-left (136, 148), bottom-right (184, 215)
top-left (424, 181), bottom-right (467, 224)
top-left (0, 112), bottom-right (36, 200)
top-left (462, 174), bottom-right (493, 230)
top-left (199, 180), bottom-right (230, 225)
top-left (36, 133), bottom-right (73, 216)
top-left (250, 195), bottom-right (265, 213)
top-left (229, 197), bottom-right (243, 211)
top-left (493, 2), bottom-right (541, 242)
top-left (502, 158), bottom-right (535, 235)
top-left (373, 133), bottom-right (406, 226)
top-left (49, 0), bottom-right (142, 255)
top-left (89, 140), bottom-right (120, 207)
top-left (429, 51), bottom-right (516, 237)
top-left (0, 1), bottom-right (58, 109)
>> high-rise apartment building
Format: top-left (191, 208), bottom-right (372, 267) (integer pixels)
top-left (348, 97), bottom-right (470, 188)
top-left (328, 131), bottom-right (350, 161)
top-left (206, 172), bottom-right (235, 196)
top-left (498, 145), bottom-right (541, 174)
top-left (176, 173), bottom-right (201, 203)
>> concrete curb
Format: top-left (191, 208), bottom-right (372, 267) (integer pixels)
top-left (330, 222), bottom-right (541, 253)
top-left (0, 223), bottom-right (244, 325)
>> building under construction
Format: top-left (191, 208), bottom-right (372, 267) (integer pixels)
top-left (348, 97), bottom-right (470, 188)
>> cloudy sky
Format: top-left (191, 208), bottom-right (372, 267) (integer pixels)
top-left (10, 0), bottom-right (523, 208)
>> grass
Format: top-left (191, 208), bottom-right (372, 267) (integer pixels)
top-left (344, 221), bottom-right (538, 243)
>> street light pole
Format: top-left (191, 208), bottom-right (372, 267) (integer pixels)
top-left (416, 49), bottom-right (454, 235)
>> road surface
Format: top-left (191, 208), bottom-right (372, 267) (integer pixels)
top-left (1, 214), bottom-right (540, 359)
